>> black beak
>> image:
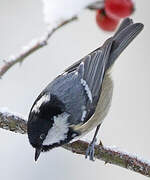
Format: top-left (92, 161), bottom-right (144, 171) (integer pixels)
top-left (35, 147), bottom-right (42, 162)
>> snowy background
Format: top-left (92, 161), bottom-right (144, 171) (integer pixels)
top-left (0, 0), bottom-right (150, 180)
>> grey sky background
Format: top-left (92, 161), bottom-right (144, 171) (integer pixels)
top-left (0, 1), bottom-right (149, 180)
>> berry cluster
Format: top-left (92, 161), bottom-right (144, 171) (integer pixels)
top-left (96, 0), bottom-right (134, 31)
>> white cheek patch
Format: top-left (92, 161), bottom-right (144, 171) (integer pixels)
top-left (43, 112), bottom-right (70, 145)
top-left (81, 79), bottom-right (92, 103)
top-left (32, 94), bottom-right (50, 113)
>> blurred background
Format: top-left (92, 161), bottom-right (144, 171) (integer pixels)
top-left (0, 0), bottom-right (149, 179)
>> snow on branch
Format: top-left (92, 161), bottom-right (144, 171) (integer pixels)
top-left (64, 141), bottom-right (150, 178)
top-left (0, 1), bottom-right (104, 79)
top-left (0, 108), bottom-right (27, 134)
top-left (0, 17), bottom-right (77, 78)
top-left (0, 108), bottom-right (150, 178)
top-left (42, 0), bottom-right (103, 25)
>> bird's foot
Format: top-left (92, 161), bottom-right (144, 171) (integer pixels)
top-left (85, 138), bottom-right (97, 161)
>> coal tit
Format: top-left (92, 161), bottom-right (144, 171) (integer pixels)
top-left (27, 18), bottom-right (143, 161)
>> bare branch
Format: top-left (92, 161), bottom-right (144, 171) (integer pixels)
top-left (0, 17), bottom-right (77, 78)
top-left (0, 109), bottom-right (150, 178)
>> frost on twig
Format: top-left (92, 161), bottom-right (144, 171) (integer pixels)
top-left (0, 17), bottom-right (77, 78)
top-left (64, 142), bottom-right (150, 177)
top-left (42, 0), bottom-right (103, 26)
top-left (0, 108), bottom-right (150, 178)
top-left (0, 0), bottom-right (104, 79)
top-left (0, 107), bottom-right (27, 134)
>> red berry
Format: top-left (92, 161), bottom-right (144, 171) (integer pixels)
top-left (105, 0), bottom-right (134, 19)
top-left (96, 9), bottom-right (119, 32)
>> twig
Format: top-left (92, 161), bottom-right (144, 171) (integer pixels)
top-left (0, 109), bottom-right (150, 178)
top-left (64, 142), bottom-right (150, 178)
top-left (0, 17), bottom-right (77, 78)
top-left (0, 109), bottom-right (27, 134)
top-left (0, 0), bottom-right (104, 79)
top-left (87, 1), bottom-right (104, 10)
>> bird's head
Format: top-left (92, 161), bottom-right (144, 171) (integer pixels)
top-left (27, 93), bottom-right (71, 161)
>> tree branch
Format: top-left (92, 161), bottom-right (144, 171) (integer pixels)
top-left (0, 1), bottom-right (104, 79)
top-left (0, 109), bottom-right (150, 178)
top-left (0, 17), bottom-right (77, 78)
top-left (0, 108), bottom-right (27, 134)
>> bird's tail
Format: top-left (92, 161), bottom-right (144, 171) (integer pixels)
top-left (106, 18), bottom-right (144, 70)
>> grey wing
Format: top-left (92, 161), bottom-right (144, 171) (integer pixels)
top-left (71, 38), bottom-right (113, 122)
top-left (45, 38), bottom-right (113, 126)
top-left (43, 18), bottom-right (143, 127)
top-left (62, 18), bottom-right (143, 126)
top-left (114, 18), bottom-right (133, 35)
top-left (77, 38), bottom-right (113, 106)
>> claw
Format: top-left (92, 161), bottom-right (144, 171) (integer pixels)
top-left (99, 140), bottom-right (103, 146)
top-left (85, 138), bottom-right (97, 161)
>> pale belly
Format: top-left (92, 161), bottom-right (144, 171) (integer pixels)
top-left (72, 71), bottom-right (113, 138)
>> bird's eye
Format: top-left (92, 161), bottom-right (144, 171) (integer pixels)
top-left (40, 133), bottom-right (46, 140)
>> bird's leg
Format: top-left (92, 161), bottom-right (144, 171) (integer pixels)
top-left (85, 124), bottom-right (101, 161)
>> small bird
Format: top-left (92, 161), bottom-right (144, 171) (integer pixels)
top-left (27, 18), bottom-right (143, 161)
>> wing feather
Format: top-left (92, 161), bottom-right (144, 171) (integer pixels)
top-left (53, 18), bottom-right (143, 126)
